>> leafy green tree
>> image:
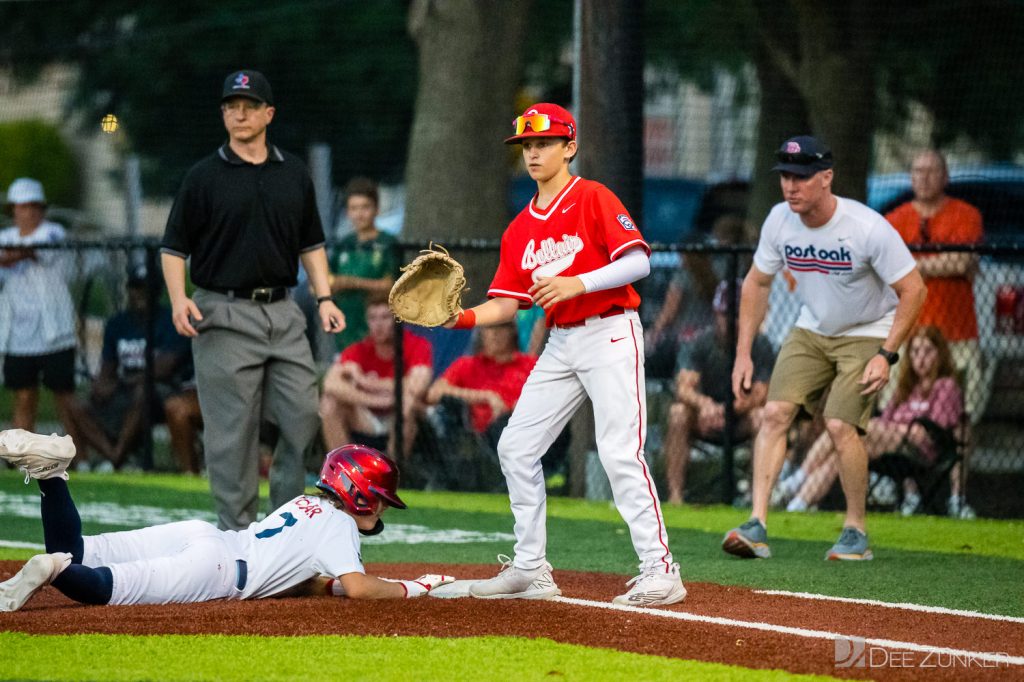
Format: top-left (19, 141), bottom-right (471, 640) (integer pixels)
top-left (0, 1), bottom-right (417, 195)
top-left (646, 0), bottom-right (1024, 221)
top-left (0, 120), bottom-right (80, 207)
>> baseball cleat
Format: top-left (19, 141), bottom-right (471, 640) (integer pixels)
top-left (468, 554), bottom-right (560, 600)
top-left (0, 429), bottom-right (76, 483)
top-left (722, 518), bottom-right (772, 559)
top-left (826, 527), bottom-right (873, 561)
top-left (0, 552), bottom-right (72, 612)
top-left (612, 562), bottom-right (687, 607)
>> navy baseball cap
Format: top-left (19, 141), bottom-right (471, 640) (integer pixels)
top-left (772, 136), bottom-right (833, 177)
top-left (221, 70), bottom-right (274, 105)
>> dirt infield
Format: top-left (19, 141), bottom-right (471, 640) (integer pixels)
top-left (2, 561), bottom-right (1021, 680)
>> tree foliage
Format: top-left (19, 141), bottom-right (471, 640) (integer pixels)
top-left (0, 120), bottom-right (80, 207)
top-left (0, 0), bottom-right (417, 194)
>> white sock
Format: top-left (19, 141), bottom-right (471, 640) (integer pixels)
top-left (787, 496), bottom-right (808, 512)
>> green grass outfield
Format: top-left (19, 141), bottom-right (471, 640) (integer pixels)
top-left (1, 470), bottom-right (1022, 680)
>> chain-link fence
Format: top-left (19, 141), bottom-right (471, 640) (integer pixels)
top-left (380, 240), bottom-right (1024, 519)
top-left (3, 239), bottom-right (1024, 516)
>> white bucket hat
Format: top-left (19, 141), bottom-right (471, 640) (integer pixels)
top-left (5, 178), bottom-right (47, 206)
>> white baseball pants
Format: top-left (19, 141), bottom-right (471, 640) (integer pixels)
top-left (497, 310), bottom-right (674, 572)
top-left (83, 520), bottom-right (245, 605)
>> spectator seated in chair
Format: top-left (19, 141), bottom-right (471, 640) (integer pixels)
top-left (319, 296), bottom-right (433, 464)
top-left (776, 325), bottom-right (967, 516)
top-left (662, 279), bottom-right (775, 505)
top-left (64, 265), bottom-right (202, 472)
top-left (424, 320), bottom-right (569, 491)
top-left (425, 321), bottom-right (535, 449)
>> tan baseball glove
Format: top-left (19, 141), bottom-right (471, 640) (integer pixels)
top-left (388, 244), bottom-right (467, 327)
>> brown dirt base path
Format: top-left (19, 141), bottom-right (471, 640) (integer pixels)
top-left (2, 561), bottom-right (1021, 681)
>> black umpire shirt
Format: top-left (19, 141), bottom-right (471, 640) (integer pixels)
top-left (161, 143), bottom-right (325, 290)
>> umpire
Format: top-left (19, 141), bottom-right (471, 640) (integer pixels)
top-left (161, 69), bottom-right (344, 530)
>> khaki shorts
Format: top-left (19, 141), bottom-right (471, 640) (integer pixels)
top-left (767, 327), bottom-right (882, 431)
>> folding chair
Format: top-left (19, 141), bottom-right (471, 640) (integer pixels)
top-left (867, 416), bottom-right (966, 515)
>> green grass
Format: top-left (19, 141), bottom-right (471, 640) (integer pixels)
top-left (0, 388), bottom-right (60, 423)
top-left (2, 470), bottom-right (1020, 681)
top-left (0, 633), bottom-right (835, 682)
top-left (1, 470), bottom-right (1023, 616)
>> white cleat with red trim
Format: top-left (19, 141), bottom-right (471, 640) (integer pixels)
top-left (613, 562), bottom-right (687, 607)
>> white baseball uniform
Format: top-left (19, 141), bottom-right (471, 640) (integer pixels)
top-left (488, 176), bottom-right (673, 573)
top-left (82, 494), bottom-right (363, 605)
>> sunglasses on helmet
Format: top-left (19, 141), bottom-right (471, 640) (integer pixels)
top-left (512, 113), bottom-right (573, 137)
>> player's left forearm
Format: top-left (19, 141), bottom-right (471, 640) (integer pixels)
top-left (301, 247), bottom-right (333, 299)
top-left (883, 269), bottom-right (928, 353)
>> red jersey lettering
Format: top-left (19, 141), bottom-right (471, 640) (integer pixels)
top-left (488, 177), bottom-right (649, 326)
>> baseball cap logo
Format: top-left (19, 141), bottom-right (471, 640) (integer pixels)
top-left (234, 73), bottom-right (251, 90)
top-left (785, 141), bottom-right (802, 153)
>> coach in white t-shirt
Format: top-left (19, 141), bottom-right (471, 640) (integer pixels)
top-left (722, 136), bottom-right (926, 562)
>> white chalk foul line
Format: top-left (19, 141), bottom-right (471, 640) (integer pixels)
top-left (551, 596), bottom-right (1024, 667)
top-left (0, 540), bottom-right (45, 550)
top-left (754, 589), bottom-right (1024, 624)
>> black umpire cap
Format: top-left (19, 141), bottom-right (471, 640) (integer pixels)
top-left (221, 70), bottom-right (274, 106)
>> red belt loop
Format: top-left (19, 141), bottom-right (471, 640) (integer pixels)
top-left (555, 306), bottom-right (626, 330)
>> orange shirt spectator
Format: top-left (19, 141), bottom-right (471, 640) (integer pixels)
top-left (887, 197), bottom-right (982, 341)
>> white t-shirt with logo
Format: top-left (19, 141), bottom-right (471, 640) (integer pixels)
top-left (753, 197), bottom-right (916, 338)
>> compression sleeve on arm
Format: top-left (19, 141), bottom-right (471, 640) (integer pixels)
top-left (576, 246), bottom-right (651, 293)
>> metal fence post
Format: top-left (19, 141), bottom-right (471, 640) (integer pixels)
top-left (721, 250), bottom-right (739, 504)
top-left (393, 241), bottom-right (405, 462)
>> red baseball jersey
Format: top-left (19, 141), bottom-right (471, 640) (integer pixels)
top-left (488, 176), bottom-right (650, 326)
top-left (442, 352), bottom-right (537, 432)
top-left (338, 330), bottom-right (432, 379)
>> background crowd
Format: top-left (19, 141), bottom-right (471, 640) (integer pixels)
top-left (1, 142), bottom-right (984, 525)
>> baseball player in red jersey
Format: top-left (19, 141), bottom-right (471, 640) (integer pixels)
top-left (448, 103), bottom-right (685, 607)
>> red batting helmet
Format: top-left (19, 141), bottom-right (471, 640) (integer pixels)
top-left (316, 445), bottom-right (407, 515)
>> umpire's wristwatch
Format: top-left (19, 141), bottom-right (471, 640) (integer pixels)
top-left (876, 347), bottom-right (899, 365)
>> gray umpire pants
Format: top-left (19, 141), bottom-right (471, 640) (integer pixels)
top-left (192, 288), bottom-right (320, 530)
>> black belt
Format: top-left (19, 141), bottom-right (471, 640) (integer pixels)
top-left (208, 286), bottom-right (288, 303)
top-left (235, 559), bottom-right (248, 591)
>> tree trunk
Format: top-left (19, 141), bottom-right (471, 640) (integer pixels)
top-left (748, 41), bottom-right (811, 228)
top-left (791, 1), bottom-right (879, 201)
top-left (578, 0), bottom-right (645, 224)
top-left (756, 1), bottom-right (882, 203)
top-left (404, 0), bottom-right (531, 246)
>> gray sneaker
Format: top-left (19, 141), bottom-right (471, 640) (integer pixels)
top-left (0, 430), bottom-right (76, 483)
top-left (722, 518), bottom-right (771, 558)
top-left (826, 527), bottom-right (873, 561)
top-left (0, 552), bottom-right (72, 612)
top-left (469, 554), bottom-right (560, 600)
